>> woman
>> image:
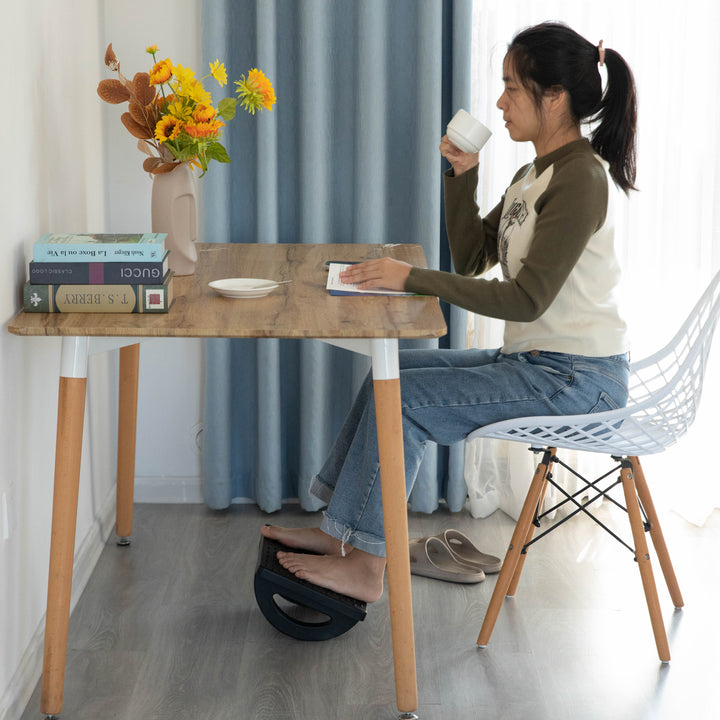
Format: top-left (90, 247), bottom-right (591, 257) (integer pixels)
top-left (262, 22), bottom-right (638, 603)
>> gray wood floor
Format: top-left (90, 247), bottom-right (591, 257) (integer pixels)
top-left (20, 500), bottom-right (720, 720)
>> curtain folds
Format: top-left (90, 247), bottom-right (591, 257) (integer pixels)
top-left (201, 0), bottom-right (473, 513)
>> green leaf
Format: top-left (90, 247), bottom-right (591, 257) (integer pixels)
top-left (217, 97), bottom-right (237, 121)
top-left (174, 145), bottom-right (200, 162)
top-left (206, 142), bottom-right (231, 164)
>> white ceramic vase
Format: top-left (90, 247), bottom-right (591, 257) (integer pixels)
top-left (151, 162), bottom-right (198, 276)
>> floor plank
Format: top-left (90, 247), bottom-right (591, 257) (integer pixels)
top-left (19, 501), bottom-right (720, 720)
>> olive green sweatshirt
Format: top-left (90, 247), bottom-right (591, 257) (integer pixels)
top-left (405, 138), bottom-right (628, 356)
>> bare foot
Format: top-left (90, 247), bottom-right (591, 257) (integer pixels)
top-left (261, 525), bottom-right (349, 556)
top-left (276, 549), bottom-right (386, 603)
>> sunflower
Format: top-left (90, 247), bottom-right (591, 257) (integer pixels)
top-left (154, 115), bottom-right (182, 143)
top-left (184, 119), bottom-right (225, 139)
top-left (149, 59), bottom-right (172, 86)
top-left (193, 104), bottom-right (217, 122)
top-left (235, 68), bottom-right (276, 114)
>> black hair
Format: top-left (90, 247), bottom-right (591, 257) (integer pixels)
top-left (507, 22), bottom-right (637, 193)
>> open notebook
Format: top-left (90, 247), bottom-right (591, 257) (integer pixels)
top-left (326, 262), bottom-right (417, 296)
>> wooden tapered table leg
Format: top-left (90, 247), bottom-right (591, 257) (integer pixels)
top-left (116, 343), bottom-right (140, 545)
top-left (371, 340), bottom-right (418, 718)
top-left (41, 338), bottom-right (89, 717)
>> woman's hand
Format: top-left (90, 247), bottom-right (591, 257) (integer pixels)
top-left (339, 258), bottom-right (412, 292)
top-left (439, 135), bottom-right (479, 176)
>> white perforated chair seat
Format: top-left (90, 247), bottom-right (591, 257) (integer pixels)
top-left (468, 270), bottom-right (720, 458)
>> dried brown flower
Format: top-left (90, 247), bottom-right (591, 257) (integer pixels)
top-left (143, 157), bottom-right (178, 175)
top-left (133, 72), bottom-right (156, 107)
top-left (97, 79), bottom-right (131, 104)
top-left (104, 43), bottom-right (119, 71)
top-left (155, 163), bottom-right (179, 173)
top-left (142, 157), bottom-right (162, 173)
top-left (121, 112), bottom-right (153, 140)
top-left (128, 101), bottom-right (156, 136)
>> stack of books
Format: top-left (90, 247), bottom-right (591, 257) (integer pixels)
top-left (23, 233), bottom-right (174, 313)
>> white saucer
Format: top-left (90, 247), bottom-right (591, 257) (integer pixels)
top-left (209, 278), bottom-right (280, 298)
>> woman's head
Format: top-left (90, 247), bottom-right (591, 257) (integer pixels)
top-left (504, 22), bottom-right (637, 193)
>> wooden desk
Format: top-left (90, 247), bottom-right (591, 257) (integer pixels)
top-left (8, 243), bottom-right (447, 719)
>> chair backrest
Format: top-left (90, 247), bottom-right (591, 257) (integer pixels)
top-left (625, 269), bottom-right (720, 445)
top-left (467, 270), bottom-right (720, 456)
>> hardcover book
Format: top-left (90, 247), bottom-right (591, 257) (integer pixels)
top-left (32, 233), bottom-right (167, 262)
top-left (23, 272), bottom-right (174, 313)
top-left (28, 251), bottom-right (170, 284)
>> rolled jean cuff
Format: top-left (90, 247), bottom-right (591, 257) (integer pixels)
top-left (310, 474), bottom-right (334, 504)
top-left (320, 512), bottom-right (387, 558)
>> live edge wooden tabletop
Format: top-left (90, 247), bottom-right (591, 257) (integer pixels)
top-left (8, 243), bottom-right (447, 341)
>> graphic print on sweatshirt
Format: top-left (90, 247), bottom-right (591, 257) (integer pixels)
top-left (498, 197), bottom-right (528, 280)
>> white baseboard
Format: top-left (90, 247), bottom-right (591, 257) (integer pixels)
top-left (134, 476), bottom-right (203, 503)
top-left (133, 477), bottom-right (300, 507)
top-left (1, 486), bottom-right (116, 720)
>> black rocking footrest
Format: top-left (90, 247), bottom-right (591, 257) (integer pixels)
top-left (254, 535), bottom-right (367, 641)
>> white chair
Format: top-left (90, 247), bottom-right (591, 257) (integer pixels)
top-left (467, 270), bottom-right (720, 662)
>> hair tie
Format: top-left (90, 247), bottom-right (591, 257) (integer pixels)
top-left (597, 40), bottom-right (605, 67)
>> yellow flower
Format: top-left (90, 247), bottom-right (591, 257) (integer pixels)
top-left (100, 41), bottom-right (277, 177)
top-left (184, 119), bottom-right (225, 139)
top-left (154, 115), bottom-right (182, 143)
top-left (149, 59), bottom-right (172, 85)
top-left (166, 99), bottom-right (193, 122)
top-left (235, 68), bottom-right (276, 114)
top-left (209, 60), bottom-right (227, 87)
top-left (172, 63), bottom-right (196, 89)
top-left (193, 104), bottom-right (216, 122)
top-left (187, 81), bottom-right (212, 106)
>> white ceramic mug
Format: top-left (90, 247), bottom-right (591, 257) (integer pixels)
top-left (447, 109), bottom-right (492, 153)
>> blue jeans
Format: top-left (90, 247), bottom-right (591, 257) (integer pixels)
top-left (310, 348), bottom-right (630, 557)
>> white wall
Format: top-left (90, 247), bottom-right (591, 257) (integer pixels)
top-left (100, 1), bottom-right (205, 504)
top-left (0, 2), bottom-right (203, 718)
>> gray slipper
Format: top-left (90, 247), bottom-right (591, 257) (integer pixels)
top-left (409, 536), bottom-right (486, 584)
top-left (410, 529), bottom-right (502, 574)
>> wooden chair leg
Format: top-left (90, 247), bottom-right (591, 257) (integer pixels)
top-left (629, 456), bottom-right (684, 608)
top-left (507, 455), bottom-right (554, 597)
top-left (477, 448), bottom-right (556, 647)
top-left (620, 460), bottom-right (671, 662)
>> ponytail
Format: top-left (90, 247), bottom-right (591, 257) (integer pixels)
top-left (591, 47), bottom-right (638, 193)
top-left (508, 22), bottom-right (638, 194)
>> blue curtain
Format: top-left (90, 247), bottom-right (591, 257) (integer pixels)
top-left (201, 0), bottom-right (473, 513)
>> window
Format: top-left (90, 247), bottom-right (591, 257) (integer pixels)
top-left (466, 0), bottom-right (720, 522)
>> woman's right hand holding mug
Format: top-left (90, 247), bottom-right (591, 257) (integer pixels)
top-left (440, 135), bottom-right (480, 176)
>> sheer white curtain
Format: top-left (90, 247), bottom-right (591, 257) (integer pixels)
top-left (465, 0), bottom-right (720, 523)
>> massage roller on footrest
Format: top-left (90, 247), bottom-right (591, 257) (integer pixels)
top-left (254, 535), bottom-right (367, 641)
